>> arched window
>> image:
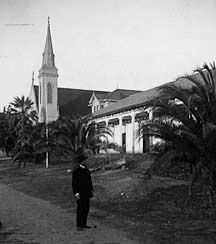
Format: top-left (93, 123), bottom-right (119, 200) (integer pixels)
top-left (47, 83), bottom-right (52, 104)
top-left (39, 84), bottom-right (41, 104)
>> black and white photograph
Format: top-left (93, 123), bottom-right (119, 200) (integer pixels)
top-left (0, 0), bottom-right (216, 243)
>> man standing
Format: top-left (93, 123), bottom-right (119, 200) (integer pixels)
top-left (72, 148), bottom-right (93, 231)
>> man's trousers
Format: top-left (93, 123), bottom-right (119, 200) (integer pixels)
top-left (76, 198), bottom-right (90, 227)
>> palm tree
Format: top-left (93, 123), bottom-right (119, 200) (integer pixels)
top-left (139, 63), bottom-right (216, 204)
top-left (10, 96), bottom-right (35, 116)
top-left (12, 122), bottom-right (47, 167)
top-left (10, 96), bottom-right (37, 129)
top-left (0, 106), bottom-right (18, 156)
top-left (50, 116), bottom-right (113, 161)
top-left (0, 110), bottom-right (8, 154)
top-left (8, 96), bottom-right (39, 166)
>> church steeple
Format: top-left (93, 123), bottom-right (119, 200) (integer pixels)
top-left (38, 17), bottom-right (58, 123)
top-left (42, 17), bottom-right (55, 68)
top-left (32, 71), bottom-right (34, 85)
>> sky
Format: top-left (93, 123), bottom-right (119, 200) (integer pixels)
top-left (0, 0), bottom-right (216, 111)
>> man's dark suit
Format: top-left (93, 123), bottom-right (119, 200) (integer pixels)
top-left (72, 164), bottom-right (93, 228)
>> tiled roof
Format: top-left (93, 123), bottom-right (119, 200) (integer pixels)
top-left (93, 89), bottom-right (141, 101)
top-left (93, 86), bottom-right (161, 118)
top-left (57, 87), bottom-right (90, 107)
top-left (33, 85), bottom-right (109, 117)
top-left (93, 76), bottom-right (198, 118)
top-left (33, 71), bottom-right (202, 119)
top-left (94, 91), bottom-right (111, 100)
top-left (59, 90), bottom-right (93, 117)
top-left (107, 89), bottom-right (142, 100)
top-left (33, 85), bottom-right (144, 118)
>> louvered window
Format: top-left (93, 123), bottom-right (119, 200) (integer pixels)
top-left (47, 83), bottom-right (52, 104)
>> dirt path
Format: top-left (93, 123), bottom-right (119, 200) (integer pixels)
top-left (0, 183), bottom-right (139, 244)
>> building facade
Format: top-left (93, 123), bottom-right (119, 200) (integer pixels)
top-left (92, 87), bottom-right (163, 153)
top-left (29, 19), bottom-right (142, 127)
top-left (29, 19), bottom-right (204, 154)
top-left (29, 19), bottom-right (161, 153)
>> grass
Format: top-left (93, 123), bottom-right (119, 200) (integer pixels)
top-left (0, 155), bottom-right (216, 244)
top-left (93, 185), bottom-right (216, 244)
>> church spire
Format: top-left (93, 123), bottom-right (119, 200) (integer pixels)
top-left (38, 17), bottom-right (58, 124)
top-left (42, 17), bottom-right (55, 68)
top-left (32, 71), bottom-right (34, 84)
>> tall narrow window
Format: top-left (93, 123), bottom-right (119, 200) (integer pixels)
top-left (39, 84), bottom-right (41, 104)
top-left (47, 82), bottom-right (52, 104)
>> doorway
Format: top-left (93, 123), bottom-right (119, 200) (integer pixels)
top-left (122, 133), bottom-right (126, 153)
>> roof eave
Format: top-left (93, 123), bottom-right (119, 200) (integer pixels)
top-left (93, 101), bottom-right (148, 119)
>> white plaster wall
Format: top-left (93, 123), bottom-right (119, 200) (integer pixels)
top-left (47, 77), bottom-right (58, 122)
top-left (94, 108), bottom-right (157, 153)
top-left (39, 73), bottom-right (58, 123)
top-left (113, 125), bottom-right (121, 145)
top-left (108, 124), bottom-right (121, 146)
top-left (122, 123), bottom-right (133, 153)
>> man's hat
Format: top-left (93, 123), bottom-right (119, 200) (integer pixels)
top-left (75, 147), bottom-right (87, 163)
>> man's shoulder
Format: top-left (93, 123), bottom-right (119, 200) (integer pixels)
top-left (72, 164), bottom-right (80, 173)
top-left (73, 163), bottom-right (88, 171)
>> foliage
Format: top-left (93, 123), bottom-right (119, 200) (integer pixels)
top-left (50, 116), bottom-right (113, 161)
top-left (3, 96), bottom-right (114, 166)
top-left (139, 62), bottom-right (216, 205)
top-left (9, 96), bottom-right (37, 127)
top-left (5, 96), bottom-right (44, 166)
top-left (12, 122), bottom-right (47, 166)
top-left (106, 142), bottom-right (122, 152)
top-left (0, 107), bottom-right (17, 155)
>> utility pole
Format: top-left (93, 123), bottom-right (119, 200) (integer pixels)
top-left (46, 85), bottom-right (49, 169)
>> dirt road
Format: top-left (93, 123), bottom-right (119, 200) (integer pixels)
top-left (0, 183), bottom-right (139, 244)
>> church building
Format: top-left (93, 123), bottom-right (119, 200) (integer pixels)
top-left (29, 19), bottom-right (142, 124)
top-left (30, 18), bottom-right (191, 154)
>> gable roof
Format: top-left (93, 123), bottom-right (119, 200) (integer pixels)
top-left (92, 75), bottom-right (200, 119)
top-left (89, 89), bottom-right (141, 104)
top-left (57, 87), bottom-right (90, 107)
top-left (93, 86), bottom-right (162, 118)
top-left (33, 85), bottom-right (144, 118)
top-left (94, 91), bottom-right (111, 100)
top-left (59, 90), bottom-right (93, 117)
top-left (107, 89), bottom-right (142, 101)
top-left (33, 85), bottom-right (110, 117)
